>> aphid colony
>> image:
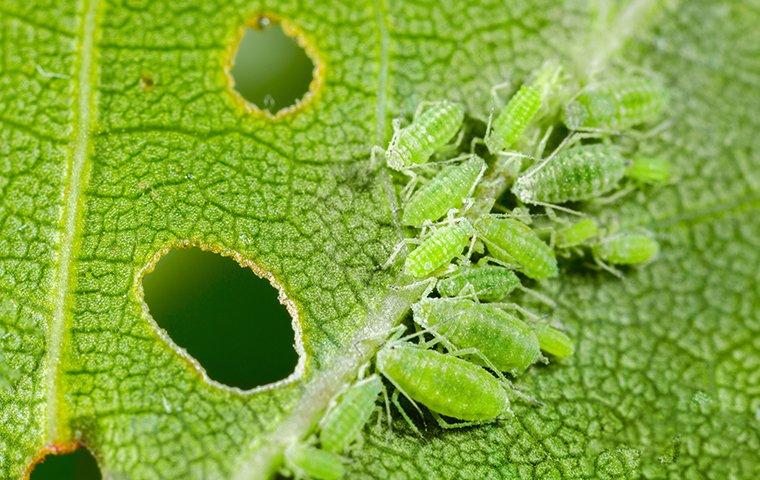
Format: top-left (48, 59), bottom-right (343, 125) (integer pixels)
top-left (280, 66), bottom-right (670, 479)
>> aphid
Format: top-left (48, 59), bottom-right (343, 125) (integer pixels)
top-left (319, 375), bottom-right (382, 453)
top-left (512, 144), bottom-right (627, 206)
top-left (534, 324), bottom-right (575, 360)
top-left (474, 215), bottom-right (558, 280)
top-left (554, 217), bottom-right (599, 249)
top-left (376, 341), bottom-right (510, 424)
top-left (402, 155), bottom-right (486, 227)
top-left (436, 264), bottom-right (521, 302)
top-left (283, 443), bottom-right (344, 480)
top-left (592, 230), bottom-right (660, 267)
top-left (626, 156), bottom-right (671, 185)
top-left (485, 64), bottom-right (561, 154)
top-left (383, 100), bottom-right (465, 172)
top-left (413, 298), bottom-right (541, 373)
top-left (402, 220), bottom-right (474, 278)
top-left (563, 77), bottom-right (667, 132)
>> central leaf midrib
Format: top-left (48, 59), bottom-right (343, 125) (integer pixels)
top-left (45, 0), bottom-right (100, 443)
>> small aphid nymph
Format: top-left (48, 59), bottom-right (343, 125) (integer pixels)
top-left (554, 217), bottom-right (599, 249)
top-left (403, 220), bottom-right (474, 278)
top-left (474, 215), bottom-right (558, 280)
top-left (320, 375), bottom-right (382, 453)
top-left (402, 155), bottom-right (486, 227)
top-left (436, 264), bottom-right (521, 302)
top-left (593, 230), bottom-right (660, 267)
top-left (563, 77), bottom-right (668, 132)
top-left (384, 100), bottom-right (465, 172)
top-left (535, 324), bottom-right (575, 360)
top-left (626, 156), bottom-right (671, 185)
top-left (284, 443), bottom-right (345, 480)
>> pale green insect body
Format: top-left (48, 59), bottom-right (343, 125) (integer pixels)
top-left (563, 77), bottom-right (667, 131)
top-left (475, 215), bottom-right (558, 280)
top-left (626, 156), bottom-right (671, 185)
top-left (593, 231), bottom-right (660, 265)
top-left (386, 100), bottom-right (465, 171)
top-left (413, 298), bottom-right (541, 373)
top-left (376, 343), bottom-right (509, 421)
top-left (319, 375), bottom-right (382, 453)
top-left (436, 265), bottom-right (520, 302)
top-left (403, 221), bottom-right (473, 278)
top-left (535, 325), bottom-right (575, 359)
top-left (512, 144), bottom-right (627, 204)
top-left (402, 155), bottom-right (486, 227)
top-left (555, 218), bottom-right (599, 249)
top-left (284, 443), bottom-right (345, 480)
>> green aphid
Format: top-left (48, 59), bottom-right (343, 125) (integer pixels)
top-left (402, 155), bottom-right (486, 227)
top-left (413, 298), bottom-right (541, 373)
top-left (626, 156), bottom-right (671, 185)
top-left (319, 375), bottom-right (382, 453)
top-left (376, 342), bottom-right (510, 423)
top-left (563, 77), bottom-right (667, 132)
top-left (554, 218), bottom-right (599, 249)
top-left (535, 324), bottom-right (575, 360)
top-left (485, 63), bottom-right (561, 154)
top-left (436, 264), bottom-right (521, 302)
top-left (512, 144), bottom-right (627, 205)
top-left (284, 443), bottom-right (344, 480)
top-left (385, 100), bottom-right (465, 171)
top-left (403, 221), bottom-right (473, 278)
top-left (474, 215), bottom-right (558, 280)
top-left (593, 230), bottom-right (660, 266)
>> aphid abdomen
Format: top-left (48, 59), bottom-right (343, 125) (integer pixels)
top-left (436, 265), bottom-right (520, 301)
top-left (394, 101), bottom-right (465, 167)
top-left (320, 375), bottom-right (382, 453)
top-left (485, 85), bottom-right (542, 154)
top-left (284, 444), bottom-right (345, 480)
top-left (563, 78), bottom-right (667, 131)
top-left (626, 156), bottom-right (671, 185)
top-left (593, 231), bottom-right (660, 265)
top-left (414, 298), bottom-right (541, 373)
top-left (512, 144), bottom-right (627, 204)
top-left (474, 215), bottom-right (557, 280)
top-left (403, 221), bottom-right (473, 278)
top-left (402, 155), bottom-right (486, 227)
top-left (376, 344), bottom-right (508, 421)
top-left (535, 324), bottom-right (575, 359)
top-left (555, 218), bottom-right (599, 249)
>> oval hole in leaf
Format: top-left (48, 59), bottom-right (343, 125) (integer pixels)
top-left (230, 17), bottom-right (316, 114)
top-left (142, 248), bottom-right (299, 390)
top-left (28, 448), bottom-right (101, 480)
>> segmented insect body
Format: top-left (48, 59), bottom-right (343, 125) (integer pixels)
top-left (413, 298), bottom-right (541, 373)
top-left (593, 231), bottom-right (660, 265)
top-left (376, 343), bottom-right (509, 421)
top-left (563, 77), bottom-right (667, 131)
top-left (474, 215), bottom-right (557, 280)
top-left (555, 218), bottom-right (599, 249)
top-left (436, 265), bottom-right (521, 302)
top-left (485, 64), bottom-right (560, 154)
top-left (284, 444), bottom-right (344, 480)
top-left (402, 155), bottom-right (486, 227)
top-left (320, 375), bottom-right (382, 453)
top-left (403, 221), bottom-right (473, 278)
top-left (535, 325), bottom-right (575, 359)
top-left (386, 101), bottom-right (465, 171)
top-left (512, 144), bottom-right (627, 204)
top-left (626, 156), bottom-right (671, 185)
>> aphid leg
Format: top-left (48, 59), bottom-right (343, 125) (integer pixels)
top-left (400, 174), bottom-right (421, 202)
top-left (516, 284), bottom-right (557, 309)
top-left (390, 389), bottom-right (424, 436)
top-left (470, 136), bottom-right (486, 154)
top-left (531, 200), bottom-right (584, 217)
top-left (379, 383), bottom-right (394, 433)
top-left (413, 100), bottom-right (438, 119)
top-left (490, 302), bottom-right (541, 321)
top-left (533, 126), bottom-right (554, 160)
top-left (431, 412), bottom-right (489, 429)
top-left (591, 184), bottom-right (635, 205)
top-left (593, 256), bottom-right (624, 279)
top-left (437, 129), bottom-right (466, 158)
top-left (490, 80), bottom-right (512, 105)
top-left (382, 238), bottom-right (422, 269)
top-left (369, 145), bottom-right (386, 170)
top-left (445, 347), bottom-right (513, 387)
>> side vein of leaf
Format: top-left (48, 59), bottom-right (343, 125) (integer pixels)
top-left (45, 0), bottom-right (100, 443)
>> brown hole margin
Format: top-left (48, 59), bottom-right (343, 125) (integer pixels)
top-left (134, 241), bottom-right (307, 394)
top-left (24, 442), bottom-right (87, 480)
top-left (224, 13), bottom-right (325, 120)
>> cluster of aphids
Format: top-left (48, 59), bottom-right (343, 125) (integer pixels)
top-left (280, 64), bottom-right (670, 480)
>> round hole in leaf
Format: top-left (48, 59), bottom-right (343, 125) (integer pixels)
top-left (28, 448), bottom-right (101, 480)
top-left (142, 247), bottom-right (300, 390)
top-left (230, 17), bottom-right (316, 115)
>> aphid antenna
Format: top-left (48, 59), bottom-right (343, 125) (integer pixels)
top-left (516, 284), bottom-right (557, 309)
top-left (489, 79), bottom-right (514, 106)
top-left (413, 100), bottom-right (442, 119)
top-left (382, 237), bottom-right (423, 270)
top-left (490, 302), bottom-right (541, 322)
top-left (534, 200), bottom-right (585, 218)
top-left (590, 184), bottom-right (636, 206)
top-left (431, 412), bottom-right (492, 430)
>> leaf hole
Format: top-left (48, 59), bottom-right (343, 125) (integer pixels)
top-left (27, 446), bottom-right (100, 480)
top-left (228, 15), bottom-right (318, 116)
top-left (141, 247), bottom-right (302, 391)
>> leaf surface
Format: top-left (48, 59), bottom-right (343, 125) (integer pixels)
top-left (0, 0), bottom-right (758, 479)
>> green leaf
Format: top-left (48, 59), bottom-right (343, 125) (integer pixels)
top-left (0, 1), bottom-right (757, 479)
